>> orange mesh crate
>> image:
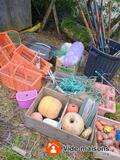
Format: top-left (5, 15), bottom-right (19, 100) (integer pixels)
top-left (0, 44), bottom-right (16, 68)
top-left (12, 44), bottom-right (52, 76)
top-left (0, 62), bottom-right (43, 92)
top-left (0, 32), bottom-right (13, 47)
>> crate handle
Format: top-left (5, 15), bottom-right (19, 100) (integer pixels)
top-left (12, 64), bottom-right (27, 80)
top-left (1, 43), bottom-right (16, 60)
top-left (12, 64), bottom-right (22, 77)
top-left (2, 43), bottom-right (15, 49)
top-left (31, 51), bottom-right (40, 64)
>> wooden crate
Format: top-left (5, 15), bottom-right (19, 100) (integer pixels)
top-left (25, 87), bottom-right (96, 147)
top-left (0, 0), bottom-right (32, 31)
top-left (55, 56), bottom-right (79, 74)
top-left (94, 115), bottom-right (120, 160)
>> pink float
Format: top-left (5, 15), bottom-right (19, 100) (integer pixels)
top-left (95, 82), bottom-right (116, 116)
top-left (16, 90), bottom-right (37, 109)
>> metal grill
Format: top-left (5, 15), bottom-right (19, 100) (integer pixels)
top-left (0, 120), bottom-right (11, 147)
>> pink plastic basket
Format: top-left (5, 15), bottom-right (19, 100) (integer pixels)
top-left (95, 82), bottom-right (116, 116)
top-left (16, 90), bottom-right (38, 109)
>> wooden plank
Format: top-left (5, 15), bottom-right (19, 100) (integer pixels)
top-left (53, 3), bottom-right (60, 34)
top-left (0, 0), bottom-right (11, 31)
top-left (0, 0), bottom-right (32, 31)
top-left (42, 0), bottom-right (56, 30)
top-left (12, 146), bottom-right (27, 156)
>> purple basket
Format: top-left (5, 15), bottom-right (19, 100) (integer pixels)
top-left (16, 90), bottom-right (38, 109)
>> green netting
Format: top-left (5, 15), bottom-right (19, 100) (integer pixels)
top-left (7, 30), bottom-right (21, 47)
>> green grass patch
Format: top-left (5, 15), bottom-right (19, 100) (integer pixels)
top-left (0, 149), bottom-right (23, 160)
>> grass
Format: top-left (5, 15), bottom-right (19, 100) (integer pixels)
top-left (0, 148), bottom-right (72, 160)
top-left (105, 103), bottom-right (120, 121)
top-left (42, 155), bottom-right (71, 160)
top-left (0, 149), bottom-right (23, 160)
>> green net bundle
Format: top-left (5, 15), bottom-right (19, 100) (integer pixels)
top-left (55, 75), bottom-right (104, 105)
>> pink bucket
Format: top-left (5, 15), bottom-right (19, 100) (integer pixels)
top-left (95, 82), bottom-right (116, 116)
top-left (16, 90), bottom-right (38, 109)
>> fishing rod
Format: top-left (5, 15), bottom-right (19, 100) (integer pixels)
top-left (100, 0), bottom-right (106, 50)
top-left (98, 0), bottom-right (105, 51)
top-left (87, 0), bottom-right (99, 48)
top-left (105, 0), bottom-right (112, 54)
top-left (114, 50), bottom-right (120, 56)
top-left (108, 0), bottom-right (112, 41)
top-left (76, 0), bottom-right (96, 46)
top-left (87, 0), bottom-right (105, 50)
top-left (94, 0), bottom-right (105, 51)
top-left (82, 0), bottom-right (98, 47)
top-left (76, 0), bottom-right (113, 55)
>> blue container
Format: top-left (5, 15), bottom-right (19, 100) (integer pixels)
top-left (116, 130), bottom-right (120, 141)
top-left (84, 40), bottom-right (120, 80)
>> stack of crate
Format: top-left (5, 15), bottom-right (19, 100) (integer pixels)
top-left (0, 32), bottom-right (52, 92)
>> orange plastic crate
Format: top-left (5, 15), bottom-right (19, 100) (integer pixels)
top-left (0, 44), bottom-right (16, 68)
top-left (0, 32), bottom-right (13, 47)
top-left (0, 62), bottom-right (43, 92)
top-left (12, 44), bottom-right (52, 76)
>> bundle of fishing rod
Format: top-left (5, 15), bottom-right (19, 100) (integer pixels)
top-left (76, 0), bottom-right (119, 56)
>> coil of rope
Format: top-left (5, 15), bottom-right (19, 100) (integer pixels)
top-left (53, 75), bottom-right (105, 105)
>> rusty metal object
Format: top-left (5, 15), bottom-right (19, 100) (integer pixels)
top-left (0, 120), bottom-right (11, 147)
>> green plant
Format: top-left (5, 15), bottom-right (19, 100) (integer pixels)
top-left (56, 0), bottom-right (77, 22)
top-left (105, 103), bottom-right (120, 121)
top-left (61, 17), bottom-right (90, 46)
top-left (0, 150), bottom-right (23, 160)
top-left (42, 154), bottom-right (70, 160)
top-left (31, 0), bottom-right (77, 27)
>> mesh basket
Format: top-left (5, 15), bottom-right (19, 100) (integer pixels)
top-left (0, 32), bottom-right (13, 47)
top-left (0, 62), bottom-right (43, 91)
top-left (12, 44), bottom-right (52, 76)
top-left (0, 43), bottom-right (16, 68)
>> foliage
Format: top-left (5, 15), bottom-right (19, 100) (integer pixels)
top-left (42, 155), bottom-right (70, 160)
top-left (31, 0), bottom-right (77, 26)
top-left (61, 17), bottom-right (90, 46)
top-left (105, 103), bottom-right (120, 121)
top-left (0, 149), bottom-right (23, 160)
top-left (55, 0), bottom-right (77, 22)
top-left (31, 0), bottom-right (120, 41)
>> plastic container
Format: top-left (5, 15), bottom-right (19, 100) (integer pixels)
top-left (0, 44), bottom-right (16, 68)
top-left (12, 44), bottom-right (52, 76)
top-left (95, 82), bottom-right (116, 116)
top-left (84, 40), bottom-right (120, 80)
top-left (16, 90), bottom-right (38, 109)
top-left (0, 32), bottom-right (13, 48)
top-left (0, 62), bottom-right (43, 91)
top-left (26, 41), bottom-right (55, 61)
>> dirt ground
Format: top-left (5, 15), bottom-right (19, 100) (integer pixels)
top-left (0, 31), bottom-right (120, 160)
